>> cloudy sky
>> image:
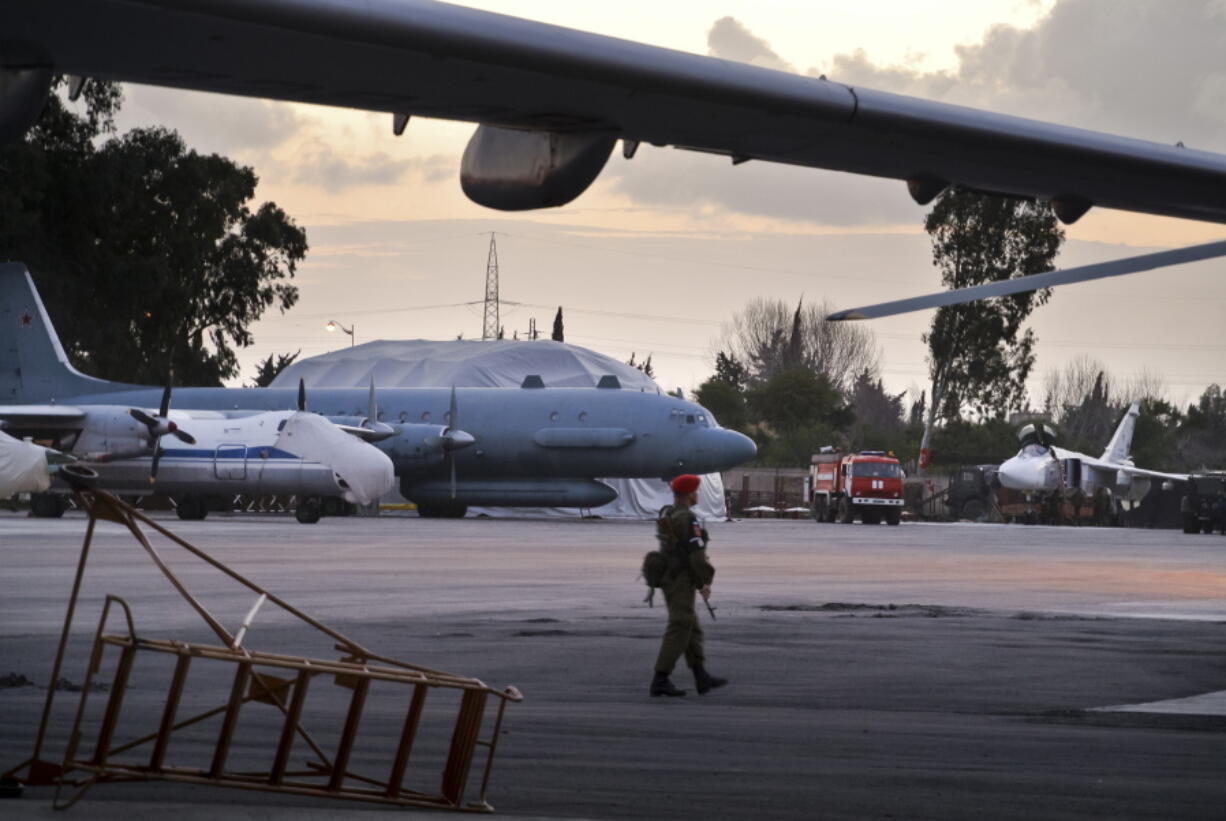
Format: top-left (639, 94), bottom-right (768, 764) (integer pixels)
top-left (102, 0), bottom-right (1226, 407)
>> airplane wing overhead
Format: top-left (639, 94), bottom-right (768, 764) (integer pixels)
top-left (827, 240), bottom-right (1226, 320)
top-left (4, 0), bottom-right (1226, 220)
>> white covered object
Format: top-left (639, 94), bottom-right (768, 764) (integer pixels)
top-left (274, 339), bottom-right (659, 391)
top-left (0, 430), bottom-right (51, 496)
top-left (275, 412), bottom-right (395, 505)
top-left (274, 339), bottom-right (725, 519)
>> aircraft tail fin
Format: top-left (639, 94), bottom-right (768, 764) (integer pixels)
top-left (0, 262), bottom-right (121, 402)
top-left (1101, 401), bottom-right (1140, 464)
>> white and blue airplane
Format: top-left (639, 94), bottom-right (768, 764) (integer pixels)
top-left (1, 379), bottom-right (398, 523)
top-left (0, 264), bottom-right (757, 518)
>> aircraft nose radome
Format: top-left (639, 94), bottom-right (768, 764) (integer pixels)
top-left (710, 429), bottom-right (756, 470)
top-left (998, 456), bottom-right (1049, 492)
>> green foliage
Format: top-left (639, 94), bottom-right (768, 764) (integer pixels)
top-left (0, 79), bottom-right (306, 386)
top-left (250, 350), bottom-right (301, 388)
top-left (924, 190), bottom-right (1064, 421)
top-left (693, 379), bottom-right (748, 433)
top-left (712, 351), bottom-right (748, 390)
top-left (929, 418), bottom-right (1018, 467)
top-left (627, 352), bottom-right (654, 379)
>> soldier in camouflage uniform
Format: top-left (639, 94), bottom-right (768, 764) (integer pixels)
top-left (651, 474), bottom-right (728, 698)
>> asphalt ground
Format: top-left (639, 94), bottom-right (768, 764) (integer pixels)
top-left (1, 511), bottom-right (1224, 820)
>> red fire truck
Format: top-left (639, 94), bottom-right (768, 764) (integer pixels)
top-left (809, 449), bottom-right (905, 525)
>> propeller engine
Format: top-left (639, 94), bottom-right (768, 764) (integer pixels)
top-left (128, 384), bottom-right (196, 482)
top-left (422, 387), bottom-right (475, 499)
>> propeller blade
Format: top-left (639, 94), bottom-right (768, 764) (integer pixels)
top-left (450, 451), bottom-right (457, 500)
top-left (368, 377), bottom-right (378, 426)
top-left (298, 378), bottom-right (306, 412)
top-left (449, 385), bottom-right (458, 431)
top-left (159, 383), bottom-right (172, 418)
top-left (150, 440), bottom-right (163, 482)
top-left (129, 408), bottom-right (156, 427)
top-left (171, 428), bottom-right (197, 445)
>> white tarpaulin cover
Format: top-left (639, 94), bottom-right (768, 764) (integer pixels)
top-left (0, 430), bottom-right (51, 496)
top-left (273, 340), bottom-right (726, 520)
top-left (275, 412), bottom-right (395, 506)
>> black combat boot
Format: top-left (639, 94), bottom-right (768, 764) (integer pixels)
top-left (650, 671), bottom-right (687, 697)
top-left (692, 664), bottom-right (728, 695)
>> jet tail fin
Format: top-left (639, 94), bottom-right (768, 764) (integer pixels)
top-left (1101, 402), bottom-right (1140, 464)
top-left (0, 262), bottom-right (126, 402)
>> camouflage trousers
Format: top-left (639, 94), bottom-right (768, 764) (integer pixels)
top-left (654, 576), bottom-right (705, 673)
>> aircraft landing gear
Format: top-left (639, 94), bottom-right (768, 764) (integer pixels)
top-left (174, 496), bottom-right (209, 521)
top-left (296, 498), bottom-right (322, 524)
top-left (30, 493), bottom-right (67, 518)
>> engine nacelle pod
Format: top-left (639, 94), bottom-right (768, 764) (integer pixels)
top-left (461, 124), bottom-right (616, 211)
top-left (0, 65), bottom-right (52, 143)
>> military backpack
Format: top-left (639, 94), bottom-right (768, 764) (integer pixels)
top-left (640, 505), bottom-right (680, 605)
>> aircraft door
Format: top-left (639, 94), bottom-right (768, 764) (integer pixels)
top-left (214, 444), bottom-right (247, 480)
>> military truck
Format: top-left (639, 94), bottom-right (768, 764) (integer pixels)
top-left (1181, 474), bottom-right (1226, 534)
top-left (810, 450), bottom-right (905, 525)
top-left (946, 465), bottom-right (999, 521)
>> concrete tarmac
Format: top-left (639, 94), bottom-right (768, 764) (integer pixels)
top-left (1, 511), bottom-right (1224, 819)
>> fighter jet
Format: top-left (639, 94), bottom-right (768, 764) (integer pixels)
top-left (1, 264), bottom-right (756, 517)
top-left (998, 403), bottom-right (1185, 508)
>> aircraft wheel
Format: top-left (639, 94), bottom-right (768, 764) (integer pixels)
top-left (175, 496), bottom-right (208, 521)
top-left (885, 510), bottom-right (901, 526)
top-left (321, 496), bottom-right (346, 517)
top-left (30, 493), bottom-right (66, 518)
top-left (837, 498), bottom-right (854, 524)
top-left (296, 500), bottom-right (322, 524)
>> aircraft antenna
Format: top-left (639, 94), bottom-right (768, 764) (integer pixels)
top-left (481, 233), bottom-right (500, 341)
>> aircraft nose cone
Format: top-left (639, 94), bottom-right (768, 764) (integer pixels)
top-left (695, 429), bottom-right (756, 472)
top-left (998, 454), bottom-right (1055, 492)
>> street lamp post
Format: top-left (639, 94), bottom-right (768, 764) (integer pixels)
top-left (325, 320), bottom-right (355, 347)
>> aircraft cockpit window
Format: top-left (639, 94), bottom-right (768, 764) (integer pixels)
top-left (421, 411), bottom-right (431, 422)
top-left (686, 414), bottom-right (696, 425)
top-left (697, 413), bottom-right (709, 427)
top-left (1022, 444), bottom-right (1048, 457)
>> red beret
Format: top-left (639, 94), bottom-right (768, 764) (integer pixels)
top-left (670, 474), bottom-right (701, 494)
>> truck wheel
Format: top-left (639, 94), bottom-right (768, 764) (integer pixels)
top-left (30, 493), bottom-right (67, 518)
top-left (885, 510), bottom-right (901, 526)
top-left (1202, 521), bottom-right (1214, 535)
top-left (961, 499), bottom-right (985, 521)
top-left (862, 511), bottom-right (881, 525)
top-left (1182, 513), bottom-right (1199, 534)
top-left (837, 498), bottom-right (854, 524)
top-left (811, 497), bottom-right (827, 522)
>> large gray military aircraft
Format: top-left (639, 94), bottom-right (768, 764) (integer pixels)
top-left (0, 264), bottom-right (756, 517)
top-left (3, 0), bottom-right (1226, 226)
